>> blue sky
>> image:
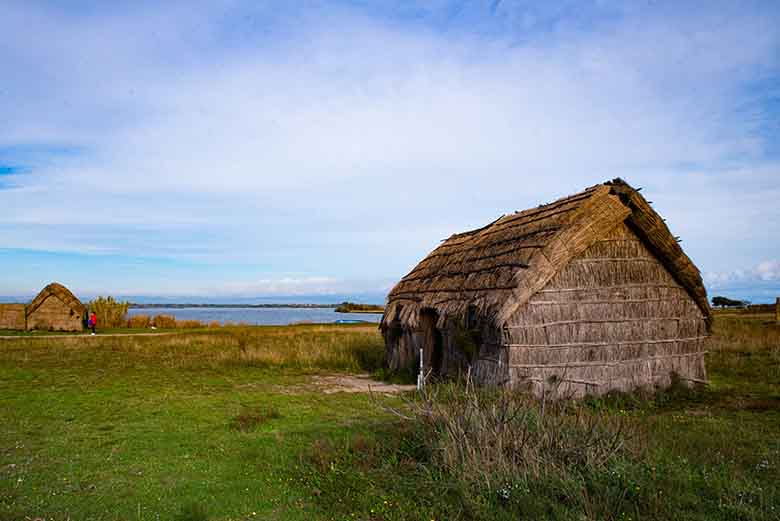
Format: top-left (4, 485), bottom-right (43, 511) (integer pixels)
top-left (1, 0), bottom-right (779, 303)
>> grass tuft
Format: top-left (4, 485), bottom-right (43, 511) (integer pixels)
top-left (229, 405), bottom-right (281, 432)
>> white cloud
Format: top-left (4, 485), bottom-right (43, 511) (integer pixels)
top-left (0, 2), bottom-right (779, 294)
top-left (705, 260), bottom-right (780, 286)
top-left (755, 261), bottom-right (780, 281)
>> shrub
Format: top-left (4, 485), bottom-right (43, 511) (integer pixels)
top-left (127, 314), bottom-right (151, 329)
top-left (335, 301), bottom-right (385, 313)
top-left (87, 296), bottom-right (129, 328)
top-left (152, 314), bottom-right (177, 329)
top-left (177, 319), bottom-right (205, 329)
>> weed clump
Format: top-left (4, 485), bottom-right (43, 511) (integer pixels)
top-left (404, 382), bottom-right (629, 484)
top-left (229, 405), bottom-right (281, 432)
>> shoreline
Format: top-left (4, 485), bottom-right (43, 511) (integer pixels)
top-left (128, 303), bottom-right (341, 309)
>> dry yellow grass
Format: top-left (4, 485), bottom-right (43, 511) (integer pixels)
top-left (0, 324), bottom-right (384, 373)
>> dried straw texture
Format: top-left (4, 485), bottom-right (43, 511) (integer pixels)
top-left (0, 304), bottom-right (26, 330)
top-left (382, 180), bottom-right (710, 333)
top-left (607, 180), bottom-right (710, 324)
top-left (382, 179), bottom-right (711, 397)
top-left (26, 282), bottom-right (86, 332)
top-left (383, 185), bottom-right (610, 331)
top-left (504, 222), bottom-right (708, 397)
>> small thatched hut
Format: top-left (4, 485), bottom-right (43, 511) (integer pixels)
top-left (0, 304), bottom-right (26, 330)
top-left (381, 179), bottom-right (710, 397)
top-left (26, 282), bottom-right (86, 332)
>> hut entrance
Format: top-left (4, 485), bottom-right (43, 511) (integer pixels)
top-left (420, 309), bottom-right (444, 377)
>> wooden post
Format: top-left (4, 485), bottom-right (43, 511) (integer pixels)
top-left (417, 347), bottom-right (424, 391)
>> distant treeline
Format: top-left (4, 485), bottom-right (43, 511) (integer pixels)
top-left (335, 302), bottom-right (385, 313)
top-left (129, 303), bottom-right (338, 309)
top-left (712, 296), bottom-right (778, 314)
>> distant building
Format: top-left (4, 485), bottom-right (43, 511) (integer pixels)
top-left (26, 283), bottom-right (86, 331)
top-left (0, 282), bottom-right (86, 332)
top-left (382, 179), bottom-right (711, 398)
top-left (0, 303), bottom-right (26, 330)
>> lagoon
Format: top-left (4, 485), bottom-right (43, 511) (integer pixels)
top-left (127, 306), bottom-right (383, 325)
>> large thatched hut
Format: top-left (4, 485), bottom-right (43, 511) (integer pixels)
top-left (381, 179), bottom-right (710, 397)
top-left (26, 282), bottom-right (86, 332)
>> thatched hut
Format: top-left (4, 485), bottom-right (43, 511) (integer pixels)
top-left (381, 179), bottom-right (710, 397)
top-left (26, 282), bottom-right (86, 332)
top-left (0, 304), bottom-right (26, 330)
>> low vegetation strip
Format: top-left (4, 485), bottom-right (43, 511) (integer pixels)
top-left (0, 318), bottom-right (778, 520)
top-left (334, 301), bottom-right (385, 313)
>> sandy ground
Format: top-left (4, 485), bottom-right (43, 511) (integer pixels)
top-left (310, 374), bottom-right (416, 395)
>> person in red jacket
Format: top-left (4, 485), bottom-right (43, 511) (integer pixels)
top-left (88, 312), bottom-right (97, 335)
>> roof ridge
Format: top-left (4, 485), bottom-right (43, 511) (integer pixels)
top-left (27, 282), bottom-right (86, 316)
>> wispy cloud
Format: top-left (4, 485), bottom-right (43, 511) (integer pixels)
top-left (706, 260), bottom-right (780, 285)
top-left (704, 259), bottom-right (780, 303)
top-left (1, 1), bottom-right (778, 297)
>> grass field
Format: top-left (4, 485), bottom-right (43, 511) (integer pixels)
top-left (0, 316), bottom-right (778, 520)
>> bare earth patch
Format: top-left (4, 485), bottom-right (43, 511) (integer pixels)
top-left (310, 374), bottom-right (415, 395)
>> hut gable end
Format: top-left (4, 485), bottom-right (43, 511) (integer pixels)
top-left (504, 223), bottom-right (708, 396)
top-left (26, 282), bottom-right (86, 332)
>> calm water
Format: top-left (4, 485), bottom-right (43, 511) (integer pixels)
top-left (127, 306), bottom-right (383, 326)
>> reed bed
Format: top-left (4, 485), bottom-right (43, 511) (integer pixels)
top-left (87, 296), bottom-right (129, 328)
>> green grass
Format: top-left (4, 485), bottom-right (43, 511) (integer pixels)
top-left (295, 315), bottom-right (780, 521)
top-left (1, 319), bottom-right (778, 520)
top-left (0, 325), bottom-right (389, 520)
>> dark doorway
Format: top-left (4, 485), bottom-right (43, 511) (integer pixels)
top-left (420, 309), bottom-right (444, 377)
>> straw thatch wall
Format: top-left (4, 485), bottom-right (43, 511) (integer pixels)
top-left (26, 283), bottom-right (86, 332)
top-left (0, 304), bottom-right (26, 330)
top-left (503, 222), bottom-right (707, 397)
top-left (382, 178), bottom-right (710, 398)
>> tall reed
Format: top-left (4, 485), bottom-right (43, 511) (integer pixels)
top-left (87, 296), bottom-right (129, 328)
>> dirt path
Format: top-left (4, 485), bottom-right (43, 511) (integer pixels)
top-left (310, 374), bottom-right (416, 395)
top-left (0, 332), bottom-right (181, 339)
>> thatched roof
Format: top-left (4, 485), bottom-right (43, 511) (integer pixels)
top-left (28, 282), bottom-right (86, 316)
top-left (383, 179), bottom-right (710, 330)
